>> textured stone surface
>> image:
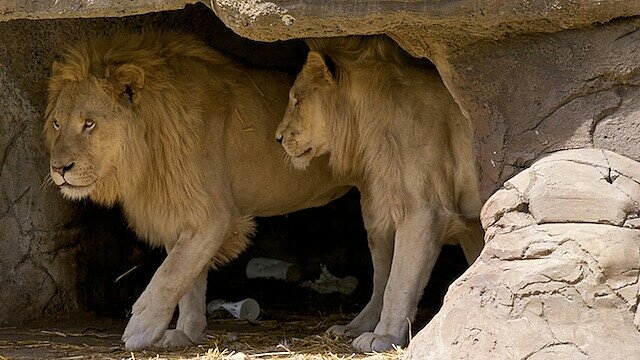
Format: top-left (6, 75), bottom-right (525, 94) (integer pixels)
top-left (405, 149), bottom-right (640, 360)
top-left (426, 19), bottom-right (640, 198)
top-left (2, 0), bottom-right (638, 42)
top-left (0, 63), bottom-right (78, 325)
top-left (0, 0), bottom-right (194, 20)
top-left (593, 89), bottom-right (640, 161)
top-left (209, 0), bottom-right (640, 45)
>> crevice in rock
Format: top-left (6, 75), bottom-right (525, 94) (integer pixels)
top-left (614, 27), bottom-right (640, 42)
top-left (12, 226), bottom-right (36, 271)
top-left (564, 237), bottom-right (632, 307)
top-left (485, 217), bottom-right (538, 241)
top-left (0, 186), bottom-right (30, 220)
top-left (523, 341), bottom-right (591, 360)
top-left (589, 91), bottom-right (623, 142)
top-left (526, 92), bottom-right (593, 132)
top-left (602, 165), bottom-right (640, 218)
top-left (0, 124), bottom-right (27, 179)
top-left (536, 219), bottom-right (631, 227)
top-left (515, 202), bottom-right (530, 214)
top-left (34, 262), bottom-right (63, 315)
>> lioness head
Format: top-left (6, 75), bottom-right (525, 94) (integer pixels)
top-left (276, 51), bottom-right (337, 169)
top-left (44, 59), bottom-right (145, 201)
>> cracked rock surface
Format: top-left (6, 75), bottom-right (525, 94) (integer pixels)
top-left (0, 63), bottom-right (79, 325)
top-left (405, 149), bottom-right (640, 360)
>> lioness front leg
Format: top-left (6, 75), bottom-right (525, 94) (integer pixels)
top-left (328, 195), bottom-right (394, 337)
top-left (352, 207), bottom-right (442, 352)
top-left (122, 221), bottom-right (229, 351)
top-left (155, 267), bottom-right (208, 347)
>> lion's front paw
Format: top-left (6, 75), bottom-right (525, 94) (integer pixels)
top-left (154, 329), bottom-right (194, 348)
top-left (327, 324), bottom-right (371, 338)
top-left (352, 332), bottom-right (404, 353)
top-left (122, 293), bottom-right (174, 351)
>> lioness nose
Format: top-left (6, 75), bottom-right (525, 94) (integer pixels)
top-left (51, 162), bottom-right (75, 175)
top-left (276, 134), bottom-right (283, 144)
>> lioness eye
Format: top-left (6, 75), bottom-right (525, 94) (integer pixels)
top-left (84, 119), bottom-right (95, 130)
top-left (52, 121), bottom-right (60, 131)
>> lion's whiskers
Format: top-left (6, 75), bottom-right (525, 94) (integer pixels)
top-left (39, 173), bottom-right (54, 191)
top-left (279, 148), bottom-right (297, 170)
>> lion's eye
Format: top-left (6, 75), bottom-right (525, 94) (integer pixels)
top-left (52, 121), bottom-right (60, 131)
top-left (84, 119), bottom-right (95, 130)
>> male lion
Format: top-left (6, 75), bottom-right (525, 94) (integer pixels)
top-left (276, 36), bottom-right (484, 352)
top-left (44, 31), bottom-right (351, 350)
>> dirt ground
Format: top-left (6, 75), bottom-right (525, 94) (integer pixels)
top-left (0, 245), bottom-right (467, 360)
top-left (0, 226), bottom-right (465, 360)
top-left (0, 308), bottom-right (419, 360)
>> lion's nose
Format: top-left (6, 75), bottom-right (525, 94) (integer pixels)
top-left (51, 162), bottom-right (75, 175)
top-left (276, 134), bottom-right (283, 144)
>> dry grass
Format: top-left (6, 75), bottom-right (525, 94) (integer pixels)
top-left (0, 313), bottom-right (405, 360)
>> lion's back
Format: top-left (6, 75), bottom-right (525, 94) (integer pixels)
top-left (50, 31), bottom-right (344, 264)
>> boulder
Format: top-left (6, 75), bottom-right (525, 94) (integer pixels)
top-left (405, 149), bottom-right (640, 359)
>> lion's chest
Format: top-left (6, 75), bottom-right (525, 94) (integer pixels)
top-left (120, 200), bottom-right (182, 248)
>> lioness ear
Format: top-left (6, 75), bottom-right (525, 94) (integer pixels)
top-left (303, 51), bottom-right (337, 85)
top-left (110, 63), bottom-right (145, 105)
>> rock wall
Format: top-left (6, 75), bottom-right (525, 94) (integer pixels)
top-left (0, 59), bottom-right (79, 324)
top-left (422, 18), bottom-right (640, 198)
top-left (405, 149), bottom-right (640, 359)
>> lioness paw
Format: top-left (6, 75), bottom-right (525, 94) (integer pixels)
top-left (352, 332), bottom-right (404, 353)
top-left (154, 329), bottom-right (194, 348)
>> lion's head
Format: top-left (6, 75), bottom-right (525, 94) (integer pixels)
top-left (44, 58), bottom-right (145, 201)
top-left (275, 51), bottom-right (337, 170)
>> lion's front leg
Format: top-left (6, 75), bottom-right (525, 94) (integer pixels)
top-left (352, 207), bottom-right (442, 352)
top-left (122, 222), bottom-right (229, 351)
top-left (328, 195), bottom-right (394, 337)
top-left (154, 267), bottom-right (208, 348)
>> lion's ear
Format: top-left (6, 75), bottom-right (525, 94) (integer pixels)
top-left (110, 63), bottom-right (145, 105)
top-left (303, 51), bottom-right (337, 86)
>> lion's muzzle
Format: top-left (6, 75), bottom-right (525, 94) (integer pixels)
top-left (50, 160), bottom-right (73, 185)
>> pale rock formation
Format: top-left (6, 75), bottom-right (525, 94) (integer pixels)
top-left (405, 149), bottom-right (640, 359)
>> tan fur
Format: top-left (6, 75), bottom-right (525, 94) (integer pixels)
top-left (45, 31), bottom-right (350, 350)
top-left (276, 36), bottom-right (484, 352)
